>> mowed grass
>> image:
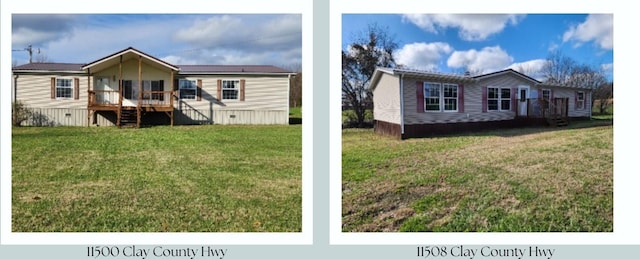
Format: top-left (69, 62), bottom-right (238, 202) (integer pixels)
top-left (342, 122), bottom-right (613, 232)
top-left (12, 125), bottom-right (301, 232)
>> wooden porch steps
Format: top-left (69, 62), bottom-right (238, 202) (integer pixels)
top-left (119, 108), bottom-right (138, 128)
top-left (547, 117), bottom-right (568, 127)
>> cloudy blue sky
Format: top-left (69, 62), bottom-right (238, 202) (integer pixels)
top-left (12, 14), bottom-right (302, 69)
top-left (342, 14), bottom-right (613, 81)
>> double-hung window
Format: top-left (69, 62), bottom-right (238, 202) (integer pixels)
top-left (179, 79), bottom-right (197, 100)
top-left (576, 91), bottom-right (585, 109)
top-left (424, 82), bottom-right (458, 112)
top-left (222, 80), bottom-right (240, 100)
top-left (487, 87), bottom-right (511, 111)
top-left (56, 79), bottom-right (73, 98)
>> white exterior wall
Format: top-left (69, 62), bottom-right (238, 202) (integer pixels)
top-left (176, 75), bottom-right (289, 124)
top-left (14, 73), bottom-right (90, 109)
top-left (372, 72), bottom-right (401, 124)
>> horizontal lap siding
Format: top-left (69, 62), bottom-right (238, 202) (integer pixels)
top-left (15, 74), bottom-right (89, 109)
top-left (550, 88), bottom-right (591, 117)
top-left (403, 76), bottom-right (519, 125)
top-left (372, 73), bottom-right (401, 124)
top-left (176, 75), bottom-right (289, 124)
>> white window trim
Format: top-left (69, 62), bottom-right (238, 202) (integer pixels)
top-left (179, 79), bottom-right (197, 100)
top-left (577, 91), bottom-right (585, 110)
top-left (56, 78), bottom-right (73, 99)
top-left (487, 86), bottom-right (511, 112)
top-left (424, 82), bottom-right (459, 112)
top-left (222, 79), bottom-right (240, 100)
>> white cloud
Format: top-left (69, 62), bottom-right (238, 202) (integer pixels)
top-left (447, 46), bottom-right (513, 74)
top-left (562, 14), bottom-right (613, 50)
top-left (402, 14), bottom-right (524, 41)
top-left (174, 14), bottom-right (301, 52)
top-left (507, 59), bottom-right (548, 80)
top-left (394, 42), bottom-right (453, 71)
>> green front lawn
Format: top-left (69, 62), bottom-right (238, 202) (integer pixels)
top-left (12, 125), bottom-right (301, 232)
top-left (342, 121), bottom-right (613, 232)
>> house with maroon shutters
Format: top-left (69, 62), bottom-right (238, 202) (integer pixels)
top-left (370, 67), bottom-right (592, 139)
top-left (12, 47), bottom-right (295, 127)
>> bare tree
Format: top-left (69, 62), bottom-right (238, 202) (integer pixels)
top-left (290, 72), bottom-right (302, 107)
top-left (542, 51), bottom-right (577, 85)
top-left (593, 82), bottom-right (613, 114)
top-left (342, 24), bottom-right (397, 127)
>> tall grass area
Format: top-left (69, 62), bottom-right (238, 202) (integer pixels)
top-left (343, 122), bottom-right (613, 232)
top-left (12, 125), bottom-right (301, 232)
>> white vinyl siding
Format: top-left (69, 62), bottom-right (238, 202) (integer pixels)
top-left (372, 72), bottom-right (401, 124)
top-left (175, 75), bottom-right (290, 124)
top-left (14, 74), bottom-right (89, 109)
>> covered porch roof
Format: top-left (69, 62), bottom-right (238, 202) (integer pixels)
top-left (81, 47), bottom-right (179, 73)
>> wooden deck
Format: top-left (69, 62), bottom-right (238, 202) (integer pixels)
top-left (88, 90), bottom-right (175, 127)
top-left (516, 98), bottom-right (569, 126)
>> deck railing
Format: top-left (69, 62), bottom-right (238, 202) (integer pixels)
top-left (89, 90), bottom-right (174, 108)
top-left (517, 98), bottom-right (568, 119)
top-left (89, 90), bottom-right (120, 106)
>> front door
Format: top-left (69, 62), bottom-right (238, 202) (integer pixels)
top-left (518, 86), bottom-right (529, 116)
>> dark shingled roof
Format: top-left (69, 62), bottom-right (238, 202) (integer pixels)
top-left (177, 65), bottom-right (291, 73)
top-left (12, 62), bottom-right (84, 71)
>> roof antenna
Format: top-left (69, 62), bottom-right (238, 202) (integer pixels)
top-left (12, 44), bottom-right (39, 63)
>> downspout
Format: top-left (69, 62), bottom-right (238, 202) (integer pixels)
top-left (13, 74), bottom-right (19, 103)
top-left (399, 73), bottom-right (405, 136)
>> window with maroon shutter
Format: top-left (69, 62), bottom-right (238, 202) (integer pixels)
top-left (482, 86), bottom-right (488, 112)
top-left (510, 87), bottom-right (516, 111)
top-left (416, 81), bottom-right (424, 113)
top-left (196, 79), bottom-right (202, 101)
top-left (216, 79), bottom-right (222, 100)
top-left (240, 79), bottom-right (245, 101)
top-left (74, 78), bottom-right (80, 99)
top-left (458, 84), bottom-right (464, 113)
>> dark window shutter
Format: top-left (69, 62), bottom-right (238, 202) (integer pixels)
top-left (416, 81), bottom-right (424, 113)
top-left (240, 79), bottom-right (246, 101)
top-left (482, 86), bottom-right (487, 112)
top-left (458, 84), bottom-right (464, 113)
top-left (511, 87), bottom-right (516, 111)
top-left (575, 91), bottom-right (579, 110)
top-left (197, 79), bottom-right (202, 101)
top-left (74, 78), bottom-right (80, 99)
top-left (51, 77), bottom-right (56, 99)
top-left (217, 79), bottom-right (222, 100)
top-left (550, 89), bottom-right (554, 101)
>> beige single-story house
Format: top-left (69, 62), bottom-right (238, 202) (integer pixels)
top-left (371, 67), bottom-right (592, 139)
top-left (12, 47), bottom-right (295, 127)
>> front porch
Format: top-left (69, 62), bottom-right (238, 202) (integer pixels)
top-left (82, 47), bottom-right (180, 128)
top-left (515, 97), bottom-right (570, 126)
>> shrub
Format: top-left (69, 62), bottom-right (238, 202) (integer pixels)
top-left (12, 101), bottom-right (32, 126)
